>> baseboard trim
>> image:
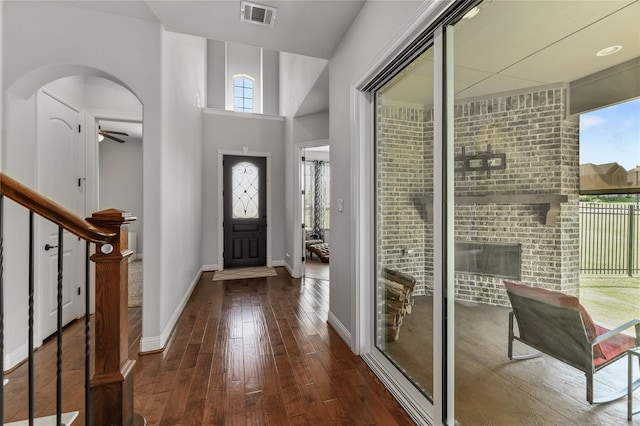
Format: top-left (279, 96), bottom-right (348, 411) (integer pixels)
top-left (328, 311), bottom-right (351, 347)
top-left (3, 343), bottom-right (28, 373)
top-left (282, 261), bottom-right (294, 277)
top-left (140, 266), bottom-right (203, 354)
top-left (139, 335), bottom-right (163, 353)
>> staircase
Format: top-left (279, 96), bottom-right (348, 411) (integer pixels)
top-left (0, 173), bottom-right (144, 425)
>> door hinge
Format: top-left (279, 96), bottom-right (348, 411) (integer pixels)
top-left (302, 256), bottom-right (305, 262)
top-left (78, 178), bottom-right (82, 187)
top-left (77, 287), bottom-right (81, 296)
top-left (301, 156), bottom-right (305, 162)
top-left (78, 124), bottom-right (81, 133)
top-left (301, 190), bottom-right (305, 195)
top-left (301, 223), bottom-right (305, 229)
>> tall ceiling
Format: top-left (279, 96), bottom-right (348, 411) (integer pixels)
top-left (382, 0), bottom-right (640, 108)
top-left (56, 0), bottom-right (366, 59)
top-left (56, 1), bottom-right (639, 115)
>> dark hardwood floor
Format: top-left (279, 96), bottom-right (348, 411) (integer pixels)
top-left (2, 268), bottom-right (414, 425)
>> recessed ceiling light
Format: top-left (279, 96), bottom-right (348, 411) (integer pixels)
top-left (596, 45), bottom-right (622, 56)
top-left (462, 6), bottom-right (480, 20)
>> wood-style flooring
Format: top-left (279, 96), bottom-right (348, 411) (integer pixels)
top-left (304, 259), bottom-right (330, 281)
top-left (2, 268), bottom-right (414, 425)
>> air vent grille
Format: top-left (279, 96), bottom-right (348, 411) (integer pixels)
top-left (241, 1), bottom-right (277, 26)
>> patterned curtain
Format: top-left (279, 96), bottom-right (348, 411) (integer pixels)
top-left (312, 161), bottom-right (327, 240)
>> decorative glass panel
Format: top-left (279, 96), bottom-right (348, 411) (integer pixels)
top-left (232, 161), bottom-right (259, 219)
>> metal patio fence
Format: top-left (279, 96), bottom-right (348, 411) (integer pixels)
top-left (580, 203), bottom-right (639, 276)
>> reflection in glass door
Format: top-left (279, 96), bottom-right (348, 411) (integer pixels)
top-left (375, 47), bottom-right (435, 399)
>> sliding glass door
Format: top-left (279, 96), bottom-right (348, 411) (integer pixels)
top-left (369, 0), bottom-right (640, 424)
top-left (374, 47), bottom-right (436, 399)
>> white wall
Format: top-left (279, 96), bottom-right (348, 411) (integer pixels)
top-left (328, 1), bottom-right (425, 342)
top-left (208, 40), bottom-right (279, 115)
top-left (226, 42), bottom-right (262, 113)
top-left (84, 75), bottom-right (143, 119)
top-left (262, 49), bottom-right (280, 116)
top-left (44, 76), bottom-right (86, 109)
top-left (279, 53), bottom-right (330, 275)
top-left (201, 110), bottom-right (285, 269)
top-left (294, 111), bottom-right (329, 143)
top-left (279, 53), bottom-right (328, 117)
top-left (2, 1), bottom-right (201, 359)
top-left (156, 30), bottom-right (206, 348)
top-left (99, 138), bottom-right (144, 252)
top-left (0, 1), bottom-right (3, 171)
top-left (207, 39), bottom-right (226, 109)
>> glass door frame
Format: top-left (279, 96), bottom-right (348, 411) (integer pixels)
top-left (352, 1), bottom-right (475, 424)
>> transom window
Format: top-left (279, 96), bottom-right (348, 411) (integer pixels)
top-left (233, 75), bottom-right (254, 113)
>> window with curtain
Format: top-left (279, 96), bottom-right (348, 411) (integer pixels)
top-left (304, 160), bottom-right (330, 239)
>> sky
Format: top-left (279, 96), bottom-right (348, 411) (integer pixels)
top-left (580, 98), bottom-right (640, 170)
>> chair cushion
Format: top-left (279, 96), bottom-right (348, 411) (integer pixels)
top-left (593, 325), bottom-right (636, 367)
top-left (504, 281), bottom-right (602, 359)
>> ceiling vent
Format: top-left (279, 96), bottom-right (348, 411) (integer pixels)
top-left (240, 1), bottom-right (277, 26)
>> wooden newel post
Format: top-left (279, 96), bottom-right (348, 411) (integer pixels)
top-left (87, 208), bottom-right (138, 425)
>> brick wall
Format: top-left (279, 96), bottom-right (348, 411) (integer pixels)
top-left (376, 102), bottom-right (434, 296)
top-left (376, 87), bottom-right (580, 305)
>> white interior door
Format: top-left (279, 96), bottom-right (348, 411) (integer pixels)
top-left (37, 90), bottom-right (85, 340)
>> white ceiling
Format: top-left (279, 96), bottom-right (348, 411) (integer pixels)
top-left (57, 0), bottom-right (366, 59)
top-left (382, 0), bottom-right (640, 106)
top-left (57, 0), bottom-right (639, 119)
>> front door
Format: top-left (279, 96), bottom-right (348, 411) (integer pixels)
top-left (223, 155), bottom-right (267, 268)
top-left (37, 90), bottom-right (84, 340)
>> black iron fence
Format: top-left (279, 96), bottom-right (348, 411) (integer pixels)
top-left (580, 203), bottom-right (639, 276)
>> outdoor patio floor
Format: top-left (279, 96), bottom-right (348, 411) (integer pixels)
top-left (386, 289), bottom-right (640, 425)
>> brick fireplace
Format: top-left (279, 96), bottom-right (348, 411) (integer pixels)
top-left (377, 85), bottom-right (580, 306)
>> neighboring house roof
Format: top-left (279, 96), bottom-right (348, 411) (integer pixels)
top-left (628, 167), bottom-right (640, 185)
top-left (580, 162), bottom-right (635, 191)
top-left (580, 162), bottom-right (625, 176)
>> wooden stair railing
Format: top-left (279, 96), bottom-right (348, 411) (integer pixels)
top-left (0, 172), bottom-right (143, 425)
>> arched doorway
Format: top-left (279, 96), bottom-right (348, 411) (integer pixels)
top-left (3, 66), bottom-right (144, 365)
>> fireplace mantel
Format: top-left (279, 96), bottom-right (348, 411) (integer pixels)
top-left (422, 194), bottom-right (569, 226)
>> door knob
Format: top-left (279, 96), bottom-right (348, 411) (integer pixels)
top-left (44, 244), bottom-right (58, 251)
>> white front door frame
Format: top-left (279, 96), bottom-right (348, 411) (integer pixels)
top-left (217, 148), bottom-right (272, 270)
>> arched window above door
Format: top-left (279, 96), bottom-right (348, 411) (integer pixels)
top-left (233, 74), bottom-right (254, 113)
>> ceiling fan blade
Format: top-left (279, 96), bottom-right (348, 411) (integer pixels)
top-left (101, 130), bottom-right (129, 136)
top-left (103, 133), bottom-right (126, 143)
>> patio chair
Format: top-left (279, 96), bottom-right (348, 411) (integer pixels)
top-left (504, 280), bottom-right (640, 404)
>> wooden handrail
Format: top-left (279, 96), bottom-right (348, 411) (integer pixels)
top-left (0, 172), bottom-right (115, 243)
